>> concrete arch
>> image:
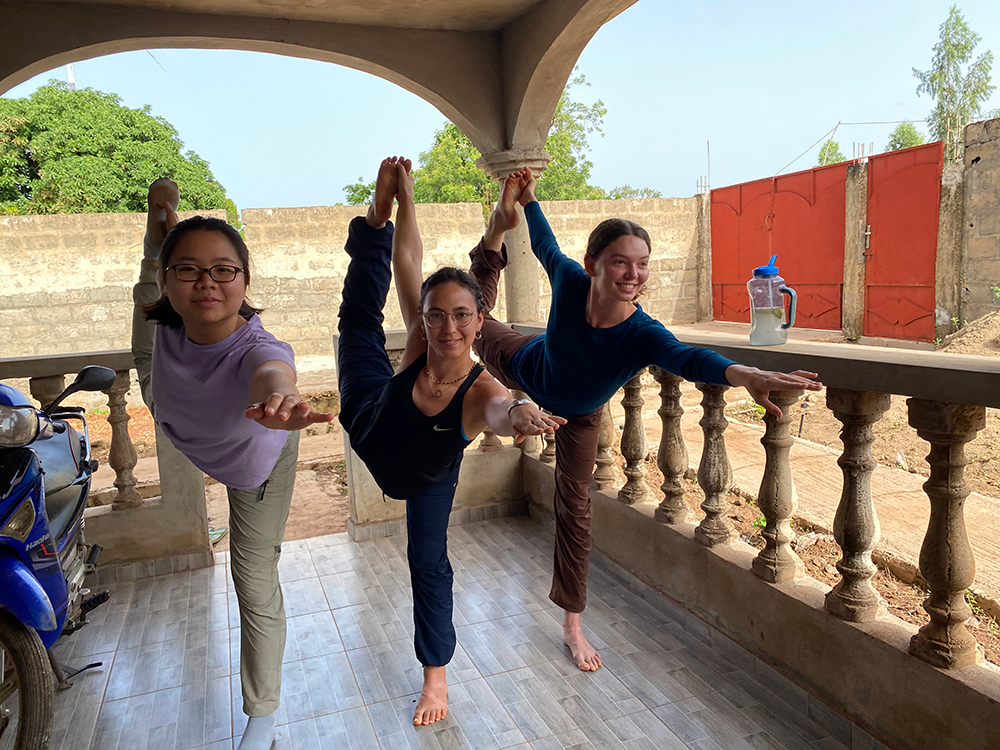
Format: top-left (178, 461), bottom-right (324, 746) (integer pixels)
top-left (502, 0), bottom-right (638, 150)
top-left (0, 0), bottom-right (639, 161)
top-left (0, 2), bottom-right (508, 151)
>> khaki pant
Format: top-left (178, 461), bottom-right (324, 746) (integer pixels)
top-left (228, 431), bottom-right (298, 716)
top-left (132, 258), bottom-right (298, 716)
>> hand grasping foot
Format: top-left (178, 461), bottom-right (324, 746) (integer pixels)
top-left (146, 177), bottom-right (180, 250)
top-left (413, 666), bottom-right (448, 726)
top-left (368, 156), bottom-right (402, 228)
top-left (396, 158), bottom-right (414, 202)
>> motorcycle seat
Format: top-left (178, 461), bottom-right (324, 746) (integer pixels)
top-left (32, 423), bottom-right (82, 498)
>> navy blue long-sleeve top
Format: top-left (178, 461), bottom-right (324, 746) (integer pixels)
top-left (507, 201), bottom-right (736, 418)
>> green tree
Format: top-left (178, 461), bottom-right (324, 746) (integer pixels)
top-left (913, 5), bottom-right (996, 163)
top-left (531, 72), bottom-right (608, 201)
top-left (0, 82), bottom-right (236, 221)
top-left (607, 185), bottom-right (663, 199)
top-left (412, 123), bottom-right (497, 205)
top-left (885, 121), bottom-right (927, 151)
top-left (342, 177), bottom-right (375, 206)
top-left (817, 139), bottom-right (846, 166)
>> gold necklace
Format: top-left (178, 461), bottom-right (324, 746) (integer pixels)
top-left (425, 363), bottom-right (475, 398)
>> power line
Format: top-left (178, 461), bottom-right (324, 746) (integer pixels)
top-left (774, 122), bottom-right (840, 176)
top-left (840, 119), bottom-right (927, 125)
top-left (774, 118), bottom-right (930, 175)
top-left (146, 50), bottom-right (167, 73)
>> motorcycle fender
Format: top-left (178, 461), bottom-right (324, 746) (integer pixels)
top-left (0, 552), bottom-right (57, 631)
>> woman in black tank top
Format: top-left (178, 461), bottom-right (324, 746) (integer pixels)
top-left (337, 157), bottom-right (565, 728)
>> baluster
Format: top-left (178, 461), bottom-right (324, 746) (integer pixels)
top-left (107, 370), bottom-right (142, 510)
top-left (825, 389), bottom-right (890, 621)
top-left (29, 375), bottom-right (65, 411)
top-left (752, 390), bottom-right (805, 582)
top-left (479, 427), bottom-right (503, 452)
top-left (650, 367), bottom-right (689, 524)
top-left (592, 402), bottom-right (616, 490)
top-left (907, 399), bottom-right (985, 669)
top-left (618, 372), bottom-right (648, 504)
top-left (541, 415), bottom-right (556, 465)
top-left (694, 383), bottom-right (735, 546)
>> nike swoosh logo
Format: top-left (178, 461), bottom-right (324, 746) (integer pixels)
top-left (432, 425), bottom-right (453, 432)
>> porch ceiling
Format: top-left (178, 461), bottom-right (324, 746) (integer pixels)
top-left (0, 0), bottom-right (640, 164)
top-left (25, 0), bottom-right (543, 31)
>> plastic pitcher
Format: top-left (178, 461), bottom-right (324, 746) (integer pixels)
top-left (747, 255), bottom-right (797, 346)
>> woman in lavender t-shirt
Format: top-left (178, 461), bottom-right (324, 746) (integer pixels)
top-left (131, 179), bottom-right (333, 750)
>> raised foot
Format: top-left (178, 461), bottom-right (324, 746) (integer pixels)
top-left (369, 156), bottom-right (404, 227)
top-left (491, 171), bottom-right (523, 233)
top-left (146, 177), bottom-right (180, 246)
top-left (413, 666), bottom-right (448, 726)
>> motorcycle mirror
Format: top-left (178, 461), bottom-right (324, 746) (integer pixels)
top-left (43, 366), bottom-right (118, 414)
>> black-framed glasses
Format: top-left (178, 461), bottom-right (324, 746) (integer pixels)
top-left (167, 264), bottom-right (245, 283)
top-left (422, 309), bottom-right (476, 328)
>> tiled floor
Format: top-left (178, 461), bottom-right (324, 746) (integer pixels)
top-left (47, 516), bottom-right (883, 750)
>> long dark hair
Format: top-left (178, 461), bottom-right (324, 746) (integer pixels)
top-left (143, 216), bottom-right (263, 328)
top-left (419, 267), bottom-right (485, 313)
top-left (586, 218), bottom-right (652, 259)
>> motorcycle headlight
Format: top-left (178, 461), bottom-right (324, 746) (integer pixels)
top-left (0, 404), bottom-right (40, 448)
top-left (0, 498), bottom-right (36, 543)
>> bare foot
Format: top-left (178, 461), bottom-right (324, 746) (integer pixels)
top-left (564, 611), bottom-right (601, 672)
top-left (368, 156), bottom-right (401, 228)
top-left (492, 171), bottom-right (522, 232)
top-left (413, 666), bottom-right (448, 726)
top-left (146, 177), bottom-right (179, 246)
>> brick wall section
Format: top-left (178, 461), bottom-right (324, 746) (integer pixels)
top-left (963, 117), bottom-right (1000, 324)
top-left (0, 198), bottom-right (700, 359)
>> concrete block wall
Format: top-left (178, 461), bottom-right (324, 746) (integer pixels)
top-left (0, 210), bottom-right (226, 358)
top-left (963, 117), bottom-right (1000, 325)
top-left (539, 197), bottom-right (702, 325)
top-left (0, 198), bottom-right (702, 360)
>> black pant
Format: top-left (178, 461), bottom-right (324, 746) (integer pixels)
top-left (337, 217), bottom-right (457, 666)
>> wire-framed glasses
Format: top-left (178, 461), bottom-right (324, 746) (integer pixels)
top-left (422, 309), bottom-right (475, 328)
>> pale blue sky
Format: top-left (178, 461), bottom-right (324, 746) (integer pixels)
top-left (5, 1), bottom-right (1000, 211)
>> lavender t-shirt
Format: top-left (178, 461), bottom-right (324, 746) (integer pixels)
top-left (152, 315), bottom-right (295, 490)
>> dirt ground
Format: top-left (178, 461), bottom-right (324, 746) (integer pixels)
top-left (725, 389), bottom-right (1000, 499)
top-left (620, 454), bottom-right (1000, 666)
top-left (85, 400), bottom-right (353, 550)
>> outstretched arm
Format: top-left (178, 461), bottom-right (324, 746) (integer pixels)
top-left (725, 365), bottom-right (822, 418)
top-left (245, 360), bottom-right (334, 430)
top-left (470, 378), bottom-right (566, 444)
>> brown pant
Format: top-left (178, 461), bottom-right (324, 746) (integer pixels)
top-left (470, 240), bottom-right (602, 613)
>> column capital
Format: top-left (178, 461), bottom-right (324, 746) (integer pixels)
top-left (476, 148), bottom-right (551, 180)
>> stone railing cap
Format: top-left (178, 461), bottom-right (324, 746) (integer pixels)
top-left (513, 324), bottom-right (1000, 409)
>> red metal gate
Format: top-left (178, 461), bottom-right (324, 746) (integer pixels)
top-left (711, 163), bottom-right (848, 330)
top-left (863, 142), bottom-right (943, 341)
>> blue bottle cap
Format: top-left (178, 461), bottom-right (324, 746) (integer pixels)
top-left (753, 255), bottom-right (779, 277)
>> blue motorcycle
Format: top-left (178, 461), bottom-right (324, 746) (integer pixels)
top-left (0, 366), bottom-right (115, 750)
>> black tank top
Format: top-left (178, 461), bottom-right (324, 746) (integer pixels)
top-left (349, 352), bottom-right (484, 500)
